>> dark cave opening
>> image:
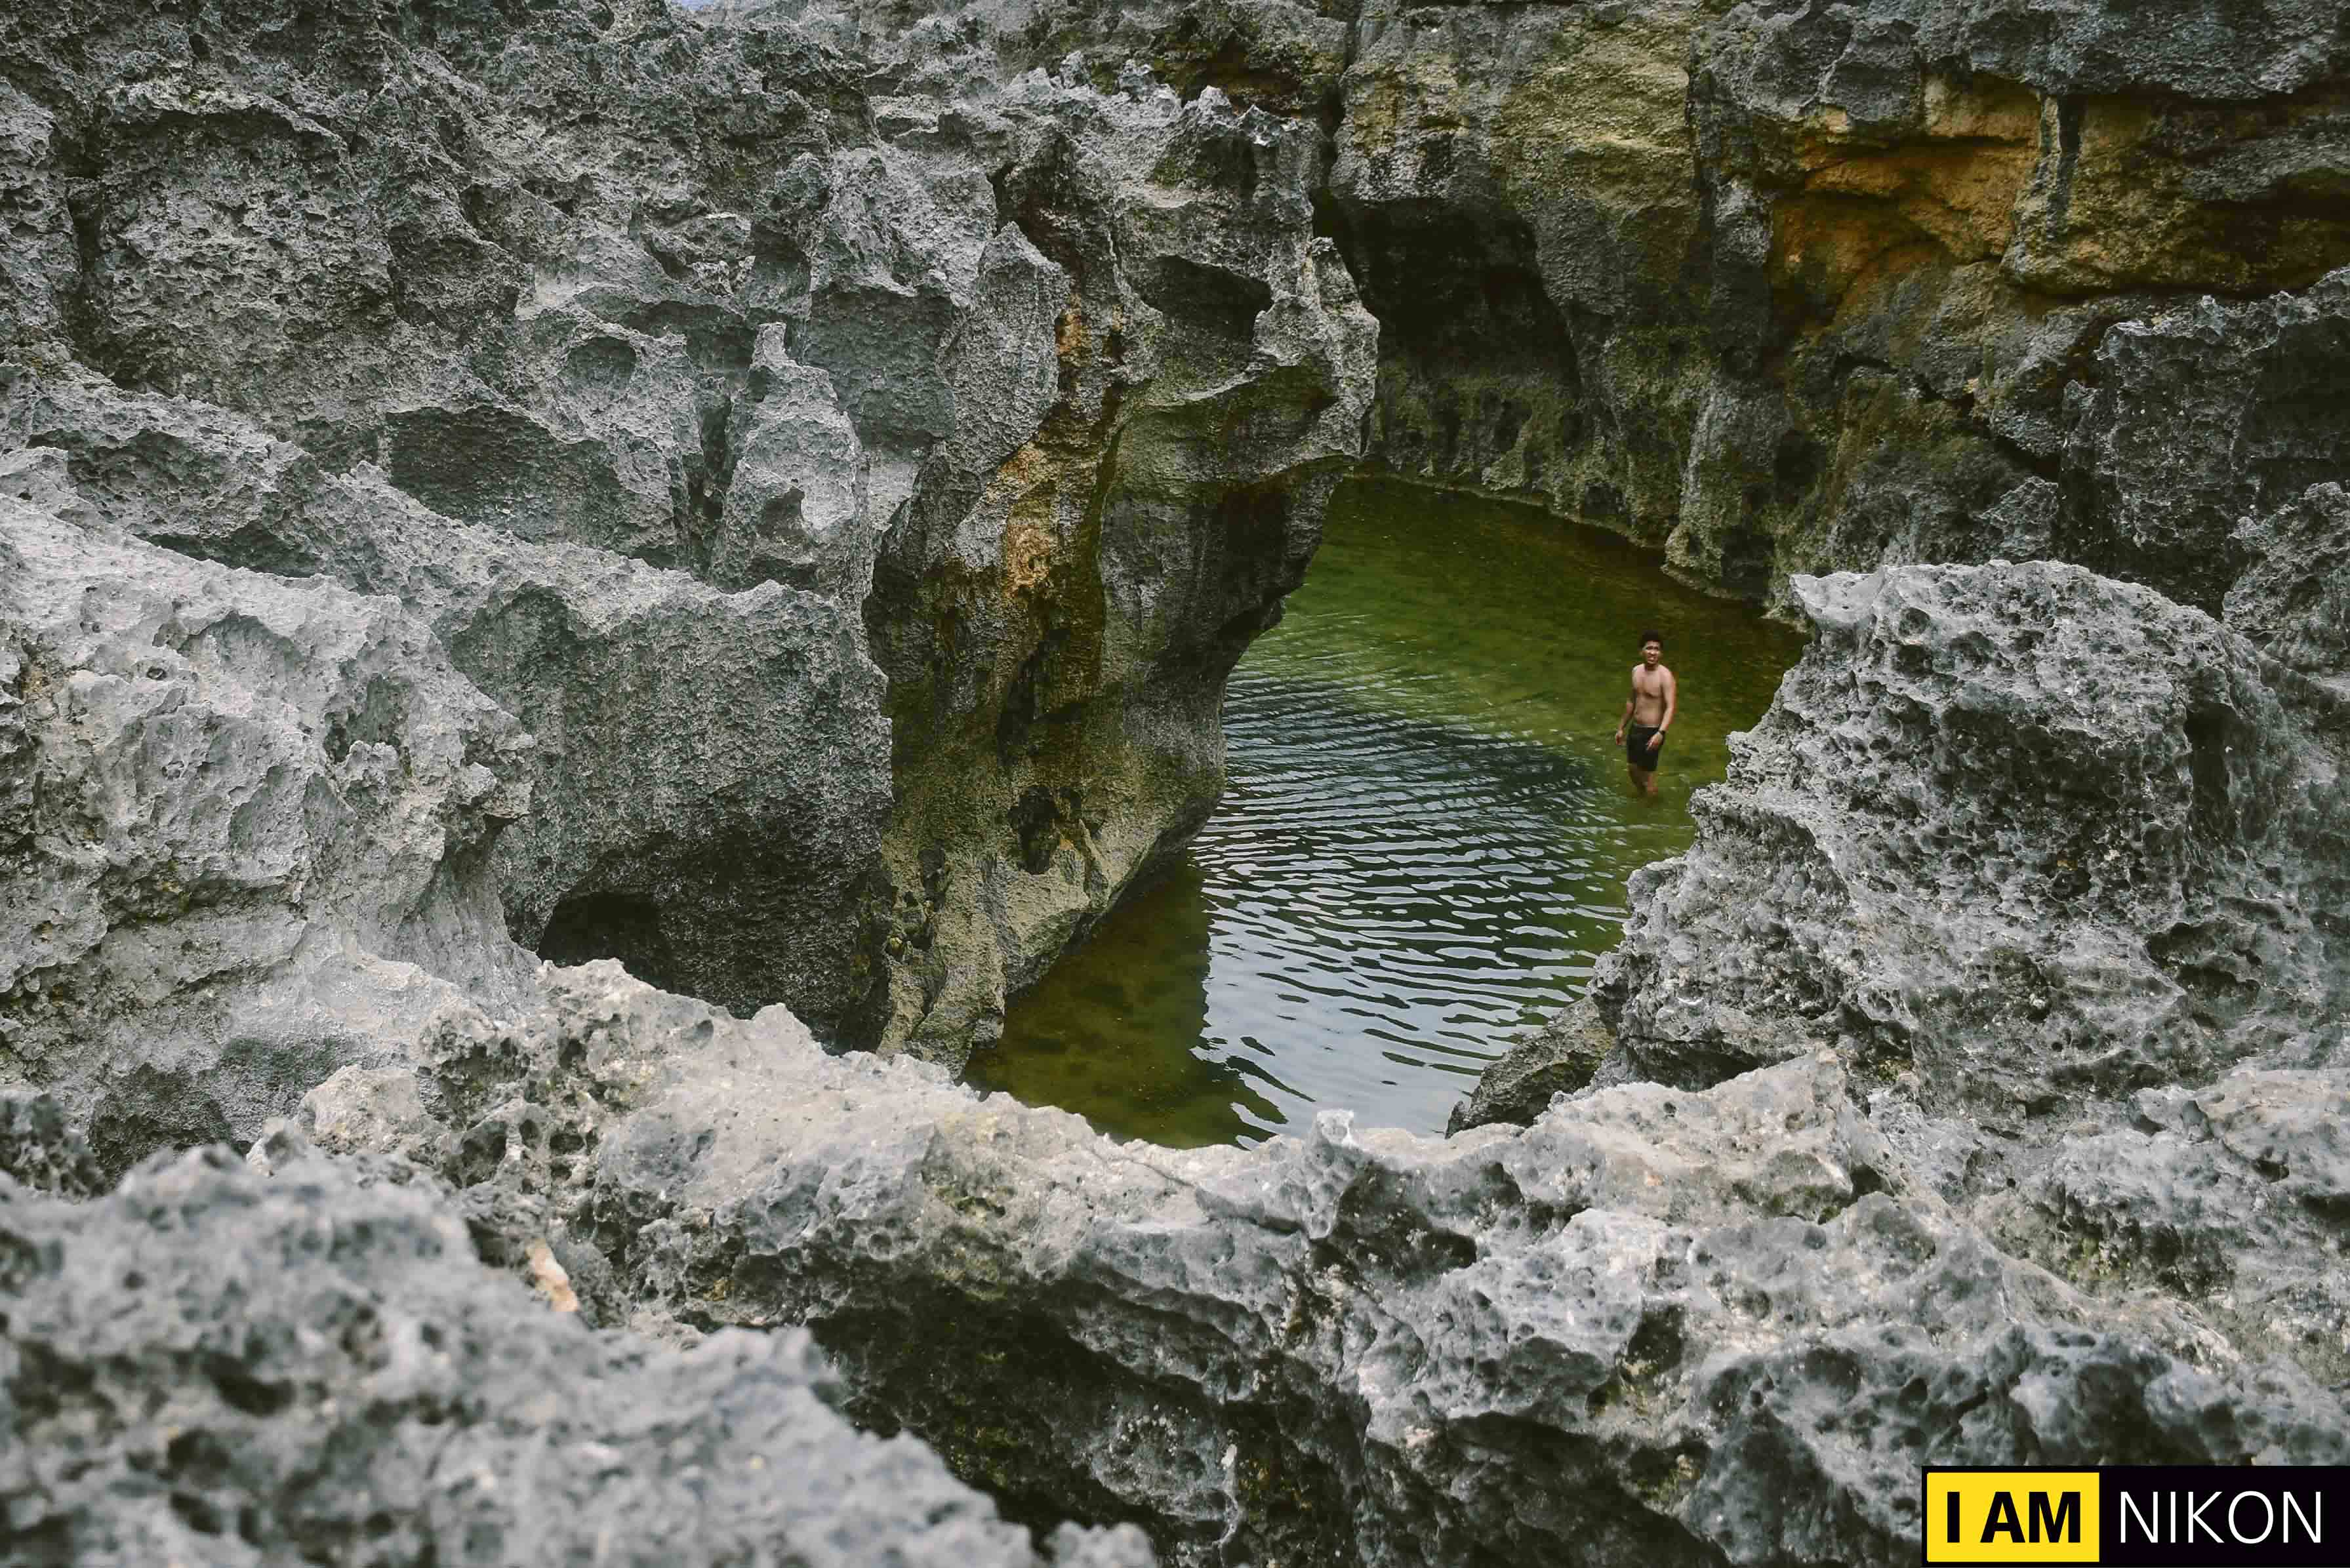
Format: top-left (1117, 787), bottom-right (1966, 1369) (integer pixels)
top-left (1323, 198), bottom-right (1576, 378)
top-left (535, 890), bottom-right (682, 995)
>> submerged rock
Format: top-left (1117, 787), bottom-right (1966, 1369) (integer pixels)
top-left (0, 1138), bottom-right (1152, 1567)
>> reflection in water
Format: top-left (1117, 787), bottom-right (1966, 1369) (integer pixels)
top-left (963, 860), bottom-right (1282, 1147)
top-left (966, 477), bottom-right (1806, 1145)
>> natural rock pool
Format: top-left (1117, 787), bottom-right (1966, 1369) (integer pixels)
top-left (965, 478), bottom-right (1807, 1143)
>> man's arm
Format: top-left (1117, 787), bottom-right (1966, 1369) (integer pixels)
top-left (1657, 669), bottom-right (1678, 738)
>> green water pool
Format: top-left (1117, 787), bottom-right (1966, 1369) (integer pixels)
top-left (964, 477), bottom-right (1808, 1145)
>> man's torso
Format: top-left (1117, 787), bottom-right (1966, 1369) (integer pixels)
top-left (1631, 664), bottom-right (1670, 725)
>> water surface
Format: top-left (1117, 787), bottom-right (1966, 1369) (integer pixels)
top-left (965, 478), bottom-right (1805, 1144)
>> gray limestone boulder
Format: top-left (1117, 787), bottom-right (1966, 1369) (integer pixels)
top-left (0, 1138), bottom-right (1153, 1567)
top-left (1587, 557), bottom-right (2350, 1391)
top-left (0, 497), bottom-right (535, 1172)
top-left (1444, 994), bottom-right (1615, 1133)
top-left (0, 363), bottom-right (894, 1035)
top-left (1596, 561), bottom-right (2347, 1117)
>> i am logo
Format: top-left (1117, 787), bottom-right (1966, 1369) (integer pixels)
top-left (1925, 1472), bottom-right (2099, 1564)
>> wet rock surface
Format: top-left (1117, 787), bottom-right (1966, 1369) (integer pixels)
top-left (0, 1133), bottom-right (1153, 1567)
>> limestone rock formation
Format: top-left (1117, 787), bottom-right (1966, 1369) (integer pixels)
top-left (0, 497), bottom-right (535, 1169)
top-left (864, 79), bottom-right (1375, 1053)
top-left (992, 0), bottom-right (2350, 612)
top-left (1444, 994), bottom-right (1614, 1134)
top-left (2, 363), bottom-right (894, 1032)
top-left (291, 962), bottom-right (2349, 1568)
top-left (1594, 559), bottom-right (2350, 1388)
top-left (4, 0), bottom-right (2345, 1562)
top-left (1599, 561), bottom-right (2346, 1104)
top-left (0, 1091), bottom-right (106, 1197)
top-left (0, 0), bottom-right (1373, 1059)
top-left (0, 1134), bottom-right (1153, 1567)
top-left (2060, 274), bottom-right (2350, 616)
top-left (1328, 0), bottom-right (1715, 569)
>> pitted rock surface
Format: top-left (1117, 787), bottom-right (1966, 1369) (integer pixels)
top-left (301, 963), bottom-right (2347, 1568)
top-left (1594, 560), bottom-right (2350, 1389)
top-left (0, 498), bottom-right (534, 1171)
top-left (1599, 561), bottom-right (2347, 1108)
top-left (3, 361), bottom-right (894, 1031)
top-left (1, 0), bottom-right (2344, 1561)
top-left (2059, 274), bottom-right (2350, 618)
top-left (0, 1140), bottom-right (1154, 1568)
top-left (0, 1092), bottom-right (106, 1197)
top-left (0, 0), bottom-right (1374, 1058)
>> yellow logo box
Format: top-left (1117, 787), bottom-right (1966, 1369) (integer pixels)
top-left (1926, 1472), bottom-right (2101, 1564)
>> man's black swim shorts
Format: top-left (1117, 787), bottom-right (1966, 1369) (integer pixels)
top-left (1627, 724), bottom-right (1663, 771)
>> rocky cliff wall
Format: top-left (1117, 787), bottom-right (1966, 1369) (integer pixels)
top-left (947, 0), bottom-right (2350, 613)
top-left (0, 0), bottom-right (1373, 1064)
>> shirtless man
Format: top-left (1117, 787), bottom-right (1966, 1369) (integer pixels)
top-left (1613, 631), bottom-right (1676, 797)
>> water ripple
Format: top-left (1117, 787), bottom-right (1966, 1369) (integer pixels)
top-left (965, 478), bottom-right (1804, 1146)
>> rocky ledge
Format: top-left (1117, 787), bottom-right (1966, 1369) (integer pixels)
top-left (173, 901), bottom-right (2341, 1566)
top-left (0, 1097), bottom-right (1150, 1567)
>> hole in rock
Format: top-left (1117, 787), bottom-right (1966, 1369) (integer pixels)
top-left (967, 477), bottom-right (1806, 1146)
top-left (535, 891), bottom-right (681, 994)
top-left (1140, 256), bottom-right (1274, 347)
top-left (2184, 702), bottom-right (2237, 842)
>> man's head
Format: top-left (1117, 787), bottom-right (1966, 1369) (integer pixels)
top-left (1638, 630), bottom-right (1663, 666)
